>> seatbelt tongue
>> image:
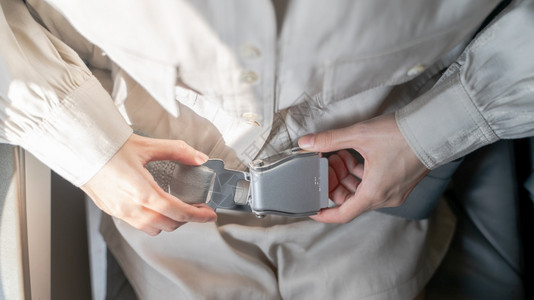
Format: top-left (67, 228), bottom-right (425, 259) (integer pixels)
top-left (145, 160), bottom-right (216, 205)
top-left (146, 159), bottom-right (251, 212)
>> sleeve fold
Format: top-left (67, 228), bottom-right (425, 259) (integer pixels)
top-left (1, 0), bottom-right (132, 186)
top-left (397, 0), bottom-right (534, 169)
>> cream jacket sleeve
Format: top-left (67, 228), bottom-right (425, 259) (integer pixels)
top-left (397, 0), bottom-right (534, 169)
top-left (0, 0), bottom-right (132, 186)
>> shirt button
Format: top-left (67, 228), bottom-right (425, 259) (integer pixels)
top-left (407, 64), bottom-right (426, 77)
top-left (240, 71), bottom-right (259, 84)
top-left (242, 112), bottom-right (261, 126)
top-left (240, 44), bottom-right (261, 59)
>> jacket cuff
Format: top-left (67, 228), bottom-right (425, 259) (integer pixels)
top-left (20, 75), bottom-right (133, 186)
top-left (396, 72), bottom-right (499, 169)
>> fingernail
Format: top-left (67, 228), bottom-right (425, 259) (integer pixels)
top-left (298, 135), bottom-right (315, 150)
top-left (196, 152), bottom-right (209, 164)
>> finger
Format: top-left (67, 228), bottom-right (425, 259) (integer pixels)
top-left (313, 185), bottom-right (374, 223)
top-left (191, 203), bottom-right (215, 210)
top-left (340, 174), bottom-right (361, 194)
top-left (137, 207), bottom-right (185, 233)
top-left (147, 210), bottom-right (186, 232)
top-left (146, 138), bottom-right (209, 165)
top-left (328, 154), bottom-right (349, 179)
top-left (311, 198), bottom-right (368, 223)
top-left (116, 202), bottom-right (184, 235)
top-left (329, 184), bottom-right (353, 206)
top-left (140, 227), bottom-right (162, 236)
top-left (310, 207), bottom-right (351, 223)
top-left (123, 216), bottom-right (162, 236)
top-left (298, 127), bottom-right (355, 153)
top-left (145, 187), bottom-right (218, 223)
top-left (329, 153), bottom-right (361, 194)
top-left (328, 166), bottom-right (339, 192)
top-left (353, 164), bottom-right (365, 181)
top-left (337, 150), bottom-right (364, 179)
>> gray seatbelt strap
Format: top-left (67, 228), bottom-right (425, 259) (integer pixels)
top-left (146, 149), bottom-right (329, 217)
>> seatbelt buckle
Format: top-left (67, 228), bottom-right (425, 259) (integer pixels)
top-left (146, 148), bottom-right (329, 218)
top-left (246, 148), bottom-right (329, 217)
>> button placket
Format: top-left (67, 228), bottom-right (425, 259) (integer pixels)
top-left (239, 43), bottom-right (261, 85)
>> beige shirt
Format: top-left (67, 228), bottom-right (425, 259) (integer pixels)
top-left (1, 0), bottom-right (534, 186)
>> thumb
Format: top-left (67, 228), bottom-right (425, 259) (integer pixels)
top-left (146, 138), bottom-right (209, 165)
top-left (298, 128), bottom-right (354, 153)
